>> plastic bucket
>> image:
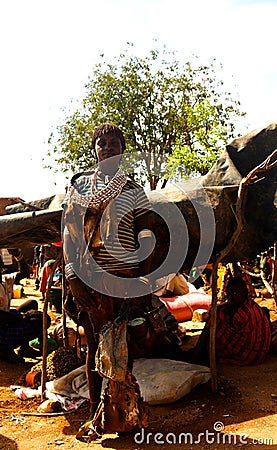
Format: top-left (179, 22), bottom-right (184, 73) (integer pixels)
top-left (13, 285), bottom-right (22, 299)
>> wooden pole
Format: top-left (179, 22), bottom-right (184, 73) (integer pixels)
top-left (61, 256), bottom-right (69, 348)
top-left (209, 261), bottom-right (218, 392)
top-left (272, 241), bottom-right (277, 306)
top-left (41, 249), bottom-right (63, 401)
top-left (208, 149), bottom-right (277, 393)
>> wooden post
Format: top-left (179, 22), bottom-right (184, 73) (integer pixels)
top-left (272, 241), bottom-right (277, 306)
top-left (209, 261), bottom-right (218, 392)
top-left (41, 249), bottom-right (62, 401)
top-left (208, 149), bottom-right (277, 393)
top-left (61, 257), bottom-right (69, 348)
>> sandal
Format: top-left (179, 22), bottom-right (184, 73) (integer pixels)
top-left (76, 420), bottom-right (102, 442)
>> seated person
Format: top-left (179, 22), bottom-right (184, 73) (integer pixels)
top-left (0, 298), bottom-right (51, 363)
top-left (189, 277), bottom-right (272, 366)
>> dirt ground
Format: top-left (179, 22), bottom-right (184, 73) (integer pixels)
top-left (0, 279), bottom-right (276, 450)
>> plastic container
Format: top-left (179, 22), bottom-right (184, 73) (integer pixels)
top-left (13, 285), bottom-right (22, 299)
top-left (217, 265), bottom-right (225, 290)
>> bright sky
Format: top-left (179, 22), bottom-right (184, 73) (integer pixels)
top-left (1, 0), bottom-right (276, 201)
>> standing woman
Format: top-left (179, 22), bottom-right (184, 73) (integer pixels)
top-left (62, 123), bottom-right (153, 439)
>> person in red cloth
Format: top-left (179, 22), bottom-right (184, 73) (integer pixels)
top-left (267, 248), bottom-right (277, 283)
top-left (39, 259), bottom-right (55, 300)
top-left (189, 277), bottom-right (272, 366)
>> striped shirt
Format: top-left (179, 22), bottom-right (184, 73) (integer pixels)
top-left (71, 171), bottom-right (151, 272)
top-left (213, 298), bottom-right (271, 366)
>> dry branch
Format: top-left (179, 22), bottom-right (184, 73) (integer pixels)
top-left (209, 149), bottom-right (277, 392)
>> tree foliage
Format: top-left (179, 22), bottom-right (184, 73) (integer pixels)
top-left (48, 44), bottom-right (245, 189)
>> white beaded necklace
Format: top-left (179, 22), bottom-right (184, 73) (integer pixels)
top-left (68, 168), bottom-right (127, 209)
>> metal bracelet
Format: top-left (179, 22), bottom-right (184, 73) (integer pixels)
top-left (65, 263), bottom-right (77, 280)
top-left (139, 229), bottom-right (152, 238)
top-left (139, 276), bottom-right (149, 284)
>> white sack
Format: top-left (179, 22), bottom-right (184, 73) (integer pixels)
top-left (45, 359), bottom-right (210, 407)
top-left (133, 358), bottom-right (210, 405)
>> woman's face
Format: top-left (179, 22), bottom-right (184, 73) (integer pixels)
top-left (94, 133), bottom-right (123, 174)
top-left (226, 284), bottom-right (247, 307)
top-left (95, 133), bottom-right (122, 162)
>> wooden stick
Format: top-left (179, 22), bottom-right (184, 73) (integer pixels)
top-left (238, 262), bottom-right (275, 297)
top-left (209, 262), bottom-right (218, 392)
top-left (272, 242), bottom-right (277, 306)
top-left (61, 256), bottom-right (69, 348)
top-left (41, 248), bottom-right (63, 401)
top-left (209, 149), bottom-right (277, 393)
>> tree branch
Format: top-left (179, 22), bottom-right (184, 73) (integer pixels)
top-left (209, 148), bottom-right (277, 392)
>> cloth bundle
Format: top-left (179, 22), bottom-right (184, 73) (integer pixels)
top-left (95, 317), bottom-right (128, 382)
top-left (90, 311), bottom-right (149, 437)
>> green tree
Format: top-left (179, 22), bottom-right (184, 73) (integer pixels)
top-left (48, 44), bottom-right (245, 189)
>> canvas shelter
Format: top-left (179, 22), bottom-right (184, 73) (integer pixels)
top-left (0, 123), bottom-right (275, 269)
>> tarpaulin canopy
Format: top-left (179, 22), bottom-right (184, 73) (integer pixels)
top-left (150, 123), bottom-right (277, 270)
top-left (0, 123), bottom-right (276, 271)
